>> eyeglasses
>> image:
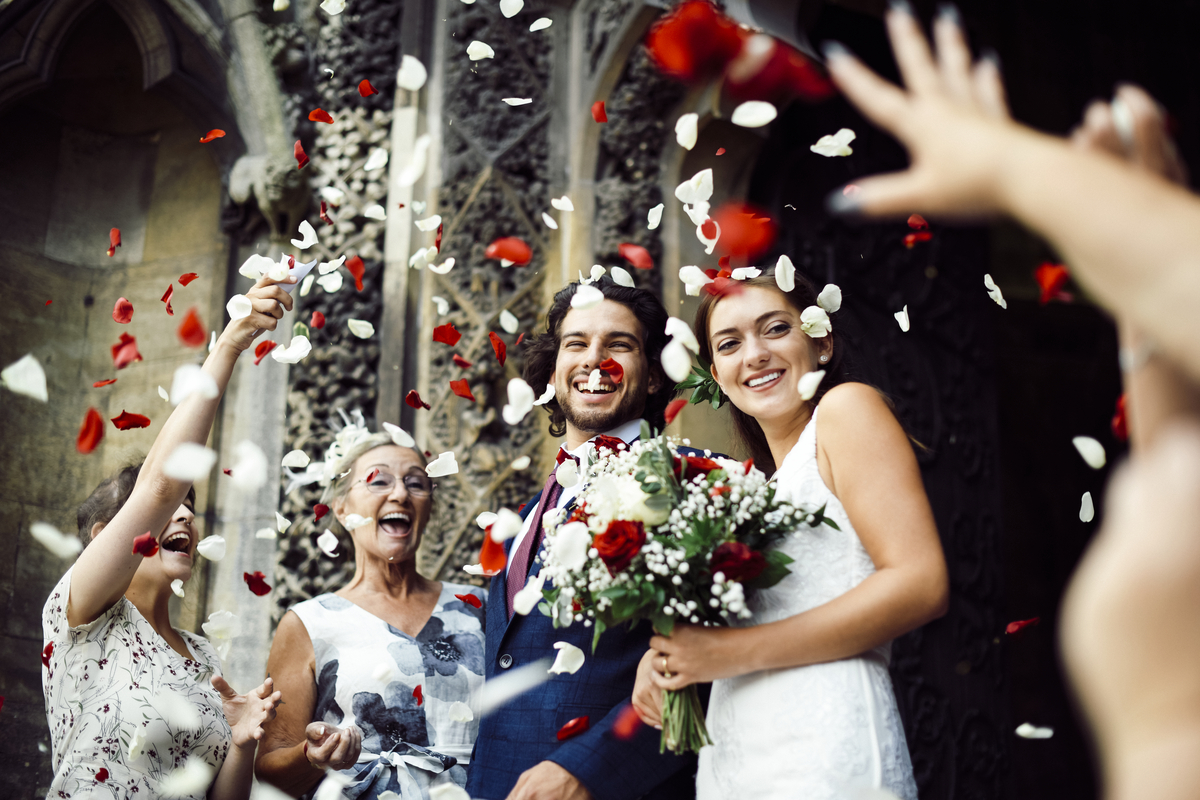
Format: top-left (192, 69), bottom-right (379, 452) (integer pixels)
top-left (357, 470), bottom-right (434, 497)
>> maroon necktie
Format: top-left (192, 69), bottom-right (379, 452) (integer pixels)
top-left (506, 453), bottom-right (574, 618)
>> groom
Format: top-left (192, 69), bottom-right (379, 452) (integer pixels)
top-left (467, 277), bottom-right (703, 800)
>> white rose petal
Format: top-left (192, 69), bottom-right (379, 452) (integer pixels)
top-left (255, 528), bottom-right (277, 539)
top-left (490, 508), bottom-right (524, 543)
top-left (774, 254), bottom-right (796, 292)
top-left (498, 309), bottom-right (519, 334)
top-left (731, 267), bottom-right (761, 281)
top-left (647, 203), bottom-right (664, 230)
top-left (476, 511), bottom-right (498, 529)
top-left (675, 113), bottom-right (698, 150)
top-left (347, 319), bottom-right (375, 339)
top-left (661, 338), bottom-right (692, 383)
top-left (554, 521), bottom-right (591, 570)
top-left (511, 455), bottom-right (531, 470)
top-left (512, 570), bottom-right (546, 616)
top-left (276, 511), bottom-right (292, 533)
top-left (549, 641), bottom-right (585, 674)
top-left (550, 195), bottom-right (573, 211)
top-left (313, 772), bottom-right (354, 800)
top-left (542, 212), bottom-right (558, 229)
top-left (318, 255), bottom-right (346, 275)
top-left (281, 449), bottom-right (310, 469)
top-left (478, 658), bottom-right (553, 716)
top-left (170, 579), bottom-right (185, 598)
top-left (1015, 723), bottom-right (1054, 740)
top-left (290, 220), bottom-right (318, 250)
top-left (799, 306), bottom-right (832, 338)
top-left (415, 214), bottom-right (442, 231)
top-left (128, 725), bottom-right (148, 760)
top-left (273, 0), bottom-right (290, 10)
top-left (504, 97), bottom-right (533, 106)
top-left (230, 441), bottom-right (268, 492)
top-left (398, 134), bottom-right (431, 187)
top-left (363, 204), bottom-right (387, 221)
top-left (163, 443), bottom-right (217, 481)
top-left (158, 385), bottom-right (169, 401)
top-left (426, 451), bottom-right (459, 477)
top-left (533, 383), bottom-right (555, 406)
top-left (320, 186), bottom-right (345, 206)
top-left (447, 701), bottom-right (474, 723)
top-left (586, 369), bottom-right (602, 392)
top-left (156, 693), bottom-right (202, 730)
top-left (1072, 436), bottom-right (1106, 469)
top-left (529, 17), bottom-right (552, 31)
top-left (894, 305), bottom-right (910, 333)
top-left (382, 421), bottom-right (416, 447)
top-left (319, 0), bottom-right (345, 14)
top-left (1, 354), bottom-right (48, 402)
top-left (678, 266), bottom-right (713, 297)
top-left (610, 266), bottom-right (635, 287)
top-left (30, 522), bottom-right (82, 560)
top-left (587, 265), bottom-right (605, 283)
top-left (502, 378), bottom-right (537, 425)
top-left (170, 364), bottom-right (220, 406)
top-left (317, 529), bottom-right (339, 556)
top-left (226, 293), bottom-right (254, 321)
top-left (159, 757), bottom-right (214, 797)
top-left (499, 0), bottom-right (522, 16)
top-left (271, 336), bottom-right (313, 364)
top-left (196, 535), bottom-right (226, 561)
top-left (665, 317), bottom-right (700, 354)
top-left (300, 274), bottom-right (315, 296)
top-left (555, 459), bottom-right (580, 489)
top-left (429, 257), bottom-right (456, 275)
top-left (810, 128), bottom-right (857, 157)
top-left (675, 168), bottom-right (713, 205)
top-left (984, 274), bottom-right (1008, 309)
top-left (467, 41), bottom-right (495, 60)
top-left (397, 55), bottom-right (428, 91)
top-left (344, 514), bottom-right (373, 531)
top-left (731, 101), bottom-right (777, 128)
top-left (363, 148), bottom-right (389, 172)
top-left (1079, 491), bottom-right (1095, 522)
top-left (201, 609), bottom-right (238, 640)
top-left (683, 201), bottom-right (710, 227)
top-left (432, 295), bottom-right (450, 315)
top-left (317, 272), bottom-right (344, 293)
top-left (817, 284), bottom-right (842, 313)
top-left (463, 563), bottom-right (485, 575)
top-left (239, 253), bottom-right (275, 280)
top-left (696, 219), bottom-right (720, 254)
top-left (797, 370), bottom-right (826, 401)
top-left (571, 284), bottom-right (604, 310)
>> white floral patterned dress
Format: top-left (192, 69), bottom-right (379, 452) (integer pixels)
top-left (41, 568), bottom-right (230, 798)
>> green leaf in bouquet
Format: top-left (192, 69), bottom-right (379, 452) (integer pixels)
top-left (652, 612), bottom-right (676, 637)
top-left (640, 420), bottom-right (653, 442)
top-left (643, 492), bottom-right (670, 511)
top-left (537, 601), bottom-right (551, 618)
top-left (744, 550), bottom-right (795, 590)
top-left (591, 619), bottom-right (607, 653)
top-left (810, 503), bottom-right (842, 531)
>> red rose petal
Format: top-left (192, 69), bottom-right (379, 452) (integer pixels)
top-left (557, 715), bottom-right (591, 741)
top-left (591, 101), bottom-right (608, 122)
top-left (489, 332), bottom-right (507, 366)
top-left (365, 468), bottom-right (380, 483)
top-left (1112, 394), bottom-right (1128, 442)
top-left (132, 531), bottom-right (159, 557)
top-left (179, 273), bottom-right (199, 286)
top-left (413, 685), bottom-right (424, 705)
top-left (358, 79), bottom-right (378, 97)
top-left (77, 408), bottom-right (104, 453)
top-left (113, 298), bottom-right (134, 324)
top-left (41, 642), bottom-right (53, 668)
top-left (645, 0), bottom-right (746, 83)
top-left (618, 243), bottom-right (654, 271)
top-left (161, 284), bottom-right (174, 316)
top-left (612, 703), bottom-right (642, 740)
top-left (452, 354), bottom-right (473, 369)
top-left (907, 214), bottom-right (929, 230)
top-left (254, 341), bottom-right (277, 365)
top-left (480, 526), bottom-right (507, 575)
top-left (903, 231), bottom-right (933, 249)
top-left (107, 227), bottom-right (121, 258)
top-left (93, 379), bottom-right (117, 388)
top-left (717, 256), bottom-right (730, 269)
top-left (715, 147), bottom-right (726, 155)
top-left (178, 307), bottom-right (207, 348)
top-left (712, 203), bottom-right (777, 260)
top-left (294, 139), bottom-right (309, 170)
top-left (223, 468), bottom-right (232, 476)
top-left (742, 457), bottom-right (754, 473)
top-left (346, 255), bottom-right (365, 291)
top-left (433, 323), bottom-right (462, 346)
top-left (244, 571), bottom-right (272, 596)
top-left (516, 332), bottom-right (525, 346)
top-left (45, 300), bottom-right (52, 305)
top-left (485, 237), bottom-right (532, 265)
top-left (700, 219), bottom-right (718, 240)
top-left (1034, 262), bottom-right (1073, 305)
top-left (724, 36), bottom-right (835, 105)
top-left (314, 503), bottom-right (330, 522)
top-left (664, 397), bottom-right (687, 425)
top-left (308, 108), bottom-right (335, 124)
top-left (450, 379), bottom-right (475, 401)
top-left (111, 411), bottom-right (151, 430)
top-left (95, 768), bottom-right (109, 783)
top-left (435, 223), bottom-right (444, 252)
top-left (1006, 617), bottom-right (1040, 635)
top-left (310, 311), bottom-right (326, 329)
top-left (320, 200), bottom-right (332, 225)
top-left (598, 358), bottom-right (624, 384)
top-left (455, 593), bottom-right (483, 609)
top-left (199, 129), bottom-right (226, 144)
top-left (405, 390), bottom-right (431, 410)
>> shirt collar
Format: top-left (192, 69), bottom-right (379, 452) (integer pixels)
top-left (560, 418), bottom-right (644, 462)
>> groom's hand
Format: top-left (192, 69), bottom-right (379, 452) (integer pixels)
top-left (506, 761), bottom-right (591, 800)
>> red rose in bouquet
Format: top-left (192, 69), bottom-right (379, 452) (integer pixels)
top-left (594, 520), bottom-right (646, 575)
top-left (592, 435), bottom-right (626, 455)
top-left (710, 542), bottom-right (766, 583)
top-left (674, 454), bottom-right (722, 479)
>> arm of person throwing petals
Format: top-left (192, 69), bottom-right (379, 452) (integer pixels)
top-left (67, 274), bottom-right (296, 627)
top-left (208, 676), bottom-right (282, 800)
top-left (824, 2), bottom-right (1200, 383)
top-left (1061, 423), bottom-right (1200, 800)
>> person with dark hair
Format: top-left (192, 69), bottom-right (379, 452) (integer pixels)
top-left (467, 277), bottom-right (711, 800)
top-left (41, 274), bottom-right (290, 800)
top-left (632, 269), bottom-right (949, 799)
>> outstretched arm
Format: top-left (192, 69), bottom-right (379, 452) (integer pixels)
top-left (209, 675), bottom-right (282, 800)
top-left (67, 275), bottom-right (294, 627)
top-left (824, 4), bottom-right (1200, 383)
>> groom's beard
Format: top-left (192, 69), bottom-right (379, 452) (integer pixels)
top-left (560, 384), bottom-right (649, 439)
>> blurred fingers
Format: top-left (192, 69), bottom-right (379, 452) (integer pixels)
top-left (824, 44), bottom-right (913, 138)
top-left (828, 171), bottom-right (931, 219)
top-left (211, 675), bottom-right (239, 699)
top-left (932, 5), bottom-right (974, 103)
top-left (1114, 84), bottom-right (1189, 184)
top-left (972, 54), bottom-right (1010, 119)
top-left (1071, 101), bottom-right (1123, 156)
top-left (886, 2), bottom-right (941, 96)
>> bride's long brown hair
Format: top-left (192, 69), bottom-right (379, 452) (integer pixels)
top-left (694, 270), bottom-right (851, 475)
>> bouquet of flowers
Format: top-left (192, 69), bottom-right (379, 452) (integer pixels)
top-left (532, 423), bottom-right (838, 754)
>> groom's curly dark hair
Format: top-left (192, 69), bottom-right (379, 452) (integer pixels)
top-left (523, 276), bottom-right (676, 437)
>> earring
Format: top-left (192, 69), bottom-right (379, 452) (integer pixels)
top-left (819, 354), bottom-right (829, 363)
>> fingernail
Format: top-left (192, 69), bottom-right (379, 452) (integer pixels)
top-left (981, 48), bottom-right (1002, 70)
top-left (936, 3), bottom-right (961, 26)
top-left (889, 0), bottom-right (914, 16)
top-left (826, 187), bottom-right (862, 216)
top-left (821, 41), bottom-right (852, 62)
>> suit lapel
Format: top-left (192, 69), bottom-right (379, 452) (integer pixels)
top-left (490, 489), bottom-right (544, 651)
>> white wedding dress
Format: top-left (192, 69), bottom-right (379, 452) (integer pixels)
top-left (696, 408), bottom-right (918, 800)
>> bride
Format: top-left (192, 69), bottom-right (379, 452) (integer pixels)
top-left (632, 269), bottom-right (948, 799)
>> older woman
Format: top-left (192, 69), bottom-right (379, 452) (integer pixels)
top-left (256, 429), bottom-right (486, 799)
top-left (41, 274), bottom-right (289, 799)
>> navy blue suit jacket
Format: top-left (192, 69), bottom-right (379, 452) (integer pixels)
top-left (466, 447), bottom-right (717, 800)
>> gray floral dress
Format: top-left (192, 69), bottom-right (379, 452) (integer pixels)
top-left (41, 568), bottom-right (230, 798)
top-left (290, 583), bottom-right (486, 800)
